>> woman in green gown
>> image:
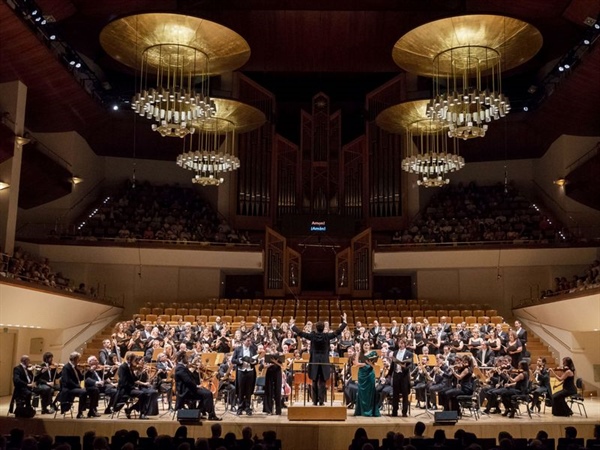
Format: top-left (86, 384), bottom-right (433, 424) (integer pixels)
top-left (354, 341), bottom-right (381, 417)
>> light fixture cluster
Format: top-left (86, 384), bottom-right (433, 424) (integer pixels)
top-left (131, 45), bottom-right (216, 139)
top-left (0, 323), bottom-right (42, 329)
top-left (427, 46), bottom-right (510, 140)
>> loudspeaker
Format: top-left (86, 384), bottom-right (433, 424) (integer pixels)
top-left (177, 409), bottom-right (202, 425)
top-left (434, 411), bottom-right (458, 425)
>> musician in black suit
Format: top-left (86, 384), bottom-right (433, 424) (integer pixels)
top-left (34, 352), bottom-right (59, 414)
top-left (291, 313), bottom-right (347, 406)
top-left (84, 356), bottom-right (117, 415)
top-left (389, 338), bottom-right (413, 417)
top-left (476, 342), bottom-right (495, 367)
top-left (514, 320), bottom-right (528, 356)
top-left (98, 339), bottom-right (114, 366)
top-left (231, 336), bottom-right (258, 415)
top-left (174, 351), bottom-right (221, 420)
top-left (58, 352), bottom-right (90, 418)
top-left (112, 352), bottom-right (156, 419)
top-left (12, 355), bottom-right (36, 413)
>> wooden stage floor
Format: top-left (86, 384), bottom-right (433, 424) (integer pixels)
top-left (1, 396), bottom-right (598, 450)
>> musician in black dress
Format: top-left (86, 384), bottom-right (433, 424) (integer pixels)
top-left (174, 351), bottom-right (221, 420)
top-left (500, 360), bottom-right (529, 418)
top-left (58, 352), bottom-right (91, 418)
top-left (344, 347), bottom-right (358, 408)
top-left (550, 357), bottom-right (577, 417)
top-left (262, 342), bottom-right (283, 415)
top-left (290, 313), bottom-right (347, 406)
top-left (112, 352), bottom-right (157, 419)
top-left (443, 355), bottom-right (474, 412)
top-left (217, 356), bottom-right (237, 410)
top-left (389, 338), bottom-right (413, 417)
top-left (232, 336), bottom-right (258, 415)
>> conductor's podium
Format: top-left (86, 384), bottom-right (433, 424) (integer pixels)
top-left (287, 405), bottom-right (347, 421)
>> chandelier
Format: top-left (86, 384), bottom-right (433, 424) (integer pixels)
top-left (176, 98), bottom-right (265, 186)
top-left (132, 44), bottom-right (215, 138)
top-left (376, 100), bottom-right (464, 188)
top-left (392, 15), bottom-right (542, 140)
top-left (176, 116), bottom-right (239, 186)
top-left (402, 119), bottom-right (464, 187)
top-left (100, 13), bottom-right (251, 137)
top-left (428, 45), bottom-right (508, 140)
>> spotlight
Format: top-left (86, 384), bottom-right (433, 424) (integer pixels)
top-left (523, 106), bottom-right (529, 112)
top-left (75, 62), bottom-right (81, 68)
top-left (69, 60), bottom-right (76, 66)
top-left (584, 39), bottom-right (591, 45)
top-left (112, 104), bottom-right (119, 111)
top-left (49, 34), bottom-right (56, 40)
top-left (31, 9), bottom-right (38, 16)
top-left (564, 63), bottom-right (570, 69)
top-left (595, 23), bottom-right (600, 30)
top-left (558, 66), bottom-right (565, 72)
top-left (41, 19), bottom-right (46, 25)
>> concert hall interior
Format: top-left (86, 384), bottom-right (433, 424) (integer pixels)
top-left (1, 0), bottom-right (600, 449)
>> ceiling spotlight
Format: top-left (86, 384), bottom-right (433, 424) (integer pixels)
top-left (31, 9), bottom-right (38, 16)
top-left (523, 106), bottom-right (529, 112)
top-left (69, 60), bottom-right (76, 66)
top-left (554, 178), bottom-right (568, 187)
top-left (0, 181), bottom-right (10, 190)
top-left (595, 23), bottom-right (600, 30)
top-left (564, 63), bottom-right (570, 69)
top-left (71, 176), bottom-right (84, 185)
top-left (41, 19), bottom-right (47, 25)
top-left (112, 104), bottom-right (119, 111)
top-left (584, 39), bottom-right (591, 45)
top-left (49, 34), bottom-right (56, 40)
top-left (75, 62), bottom-right (81, 68)
top-left (558, 66), bottom-right (565, 72)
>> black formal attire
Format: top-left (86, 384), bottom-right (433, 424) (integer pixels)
top-left (98, 348), bottom-right (113, 366)
top-left (155, 359), bottom-right (175, 410)
top-left (11, 364), bottom-right (35, 412)
top-left (552, 373), bottom-right (576, 416)
top-left (262, 355), bottom-right (283, 415)
top-left (231, 344), bottom-right (258, 413)
top-left (476, 348), bottom-right (495, 367)
top-left (58, 362), bottom-right (89, 415)
top-left (376, 373), bottom-right (394, 409)
top-left (531, 367), bottom-right (552, 409)
top-left (444, 368), bottom-right (474, 412)
top-left (174, 362), bottom-right (216, 416)
top-left (344, 362), bottom-right (358, 406)
top-left (292, 321), bottom-right (347, 405)
top-left (427, 366), bottom-right (452, 408)
top-left (113, 362), bottom-right (157, 417)
top-left (389, 348), bottom-right (413, 416)
top-left (515, 327), bottom-right (528, 356)
top-left (501, 372), bottom-right (529, 417)
top-left (34, 363), bottom-right (58, 412)
top-left (217, 362), bottom-right (237, 409)
top-left (84, 368), bottom-right (117, 414)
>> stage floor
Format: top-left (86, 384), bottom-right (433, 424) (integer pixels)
top-left (1, 396), bottom-right (599, 450)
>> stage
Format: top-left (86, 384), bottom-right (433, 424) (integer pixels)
top-left (1, 396), bottom-right (599, 450)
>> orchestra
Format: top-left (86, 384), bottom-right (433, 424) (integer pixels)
top-left (10, 312), bottom-right (572, 420)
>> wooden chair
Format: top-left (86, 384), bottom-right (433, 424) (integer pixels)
top-left (448, 309), bottom-right (460, 318)
top-left (452, 316), bottom-right (463, 325)
top-left (213, 309), bottom-right (225, 317)
top-left (183, 315), bottom-right (195, 323)
top-left (139, 307), bottom-right (151, 316)
top-left (201, 308), bottom-right (212, 316)
top-left (437, 309), bottom-right (449, 318)
top-left (477, 316), bottom-right (490, 325)
top-left (424, 310), bottom-right (436, 318)
top-left (170, 314), bottom-right (183, 323)
top-left (159, 314), bottom-right (170, 323)
top-left (176, 308), bottom-right (188, 316)
top-left (460, 309), bottom-right (472, 317)
top-left (465, 316), bottom-right (477, 326)
top-left (490, 315), bottom-right (504, 325)
top-left (164, 307), bottom-right (177, 316)
top-left (151, 307), bottom-right (163, 315)
top-left (188, 308), bottom-right (200, 317)
top-left (473, 309), bottom-right (485, 317)
top-left (485, 310), bottom-right (498, 317)
top-left (145, 314), bottom-right (157, 323)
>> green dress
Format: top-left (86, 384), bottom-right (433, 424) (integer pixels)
top-left (354, 351), bottom-right (381, 417)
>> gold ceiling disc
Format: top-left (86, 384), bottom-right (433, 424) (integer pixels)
top-left (376, 100), bottom-right (445, 135)
top-left (100, 13), bottom-right (250, 75)
top-left (392, 15), bottom-right (542, 77)
top-left (193, 98), bottom-right (266, 134)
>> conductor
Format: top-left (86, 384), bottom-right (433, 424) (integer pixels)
top-left (291, 313), bottom-right (347, 405)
